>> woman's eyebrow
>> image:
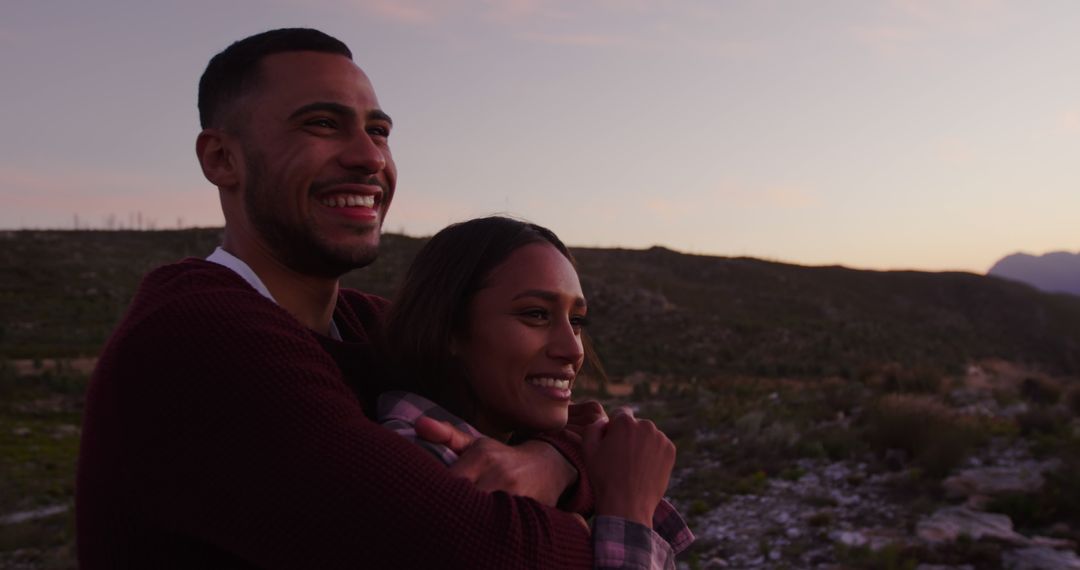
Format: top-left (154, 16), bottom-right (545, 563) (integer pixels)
top-left (512, 289), bottom-right (587, 307)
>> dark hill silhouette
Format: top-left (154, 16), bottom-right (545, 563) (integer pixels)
top-left (5, 229), bottom-right (1080, 377)
top-left (988, 251), bottom-right (1080, 297)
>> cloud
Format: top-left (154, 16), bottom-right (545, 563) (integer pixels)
top-left (0, 166), bottom-right (220, 229)
top-left (892, 0), bottom-right (1005, 27)
top-left (850, 25), bottom-right (918, 56)
top-left (759, 185), bottom-right (821, 210)
top-left (640, 182), bottom-right (820, 222)
top-left (852, 0), bottom-right (1009, 54)
top-left (934, 136), bottom-right (976, 163)
top-left (480, 0), bottom-right (554, 24)
top-left (517, 31), bottom-right (627, 48)
top-left (1062, 109), bottom-right (1080, 133)
top-left (363, 0), bottom-right (442, 24)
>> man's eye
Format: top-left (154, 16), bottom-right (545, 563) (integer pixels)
top-left (306, 118), bottom-right (336, 129)
top-left (368, 125), bottom-right (391, 138)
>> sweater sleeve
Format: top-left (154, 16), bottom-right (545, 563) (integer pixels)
top-left (534, 429), bottom-right (595, 515)
top-left (103, 284), bottom-right (594, 569)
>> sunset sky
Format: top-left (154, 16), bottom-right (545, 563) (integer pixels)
top-left (3, 0), bottom-right (1078, 273)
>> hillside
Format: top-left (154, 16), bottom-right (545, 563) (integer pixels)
top-left (989, 250), bottom-right (1080, 297)
top-left (4, 229), bottom-right (1080, 378)
top-left (6, 229), bottom-right (1080, 568)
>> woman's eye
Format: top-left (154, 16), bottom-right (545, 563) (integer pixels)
top-left (520, 309), bottom-right (548, 322)
top-left (570, 315), bottom-right (590, 331)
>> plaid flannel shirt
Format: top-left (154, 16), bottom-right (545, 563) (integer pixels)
top-left (377, 391), bottom-right (694, 570)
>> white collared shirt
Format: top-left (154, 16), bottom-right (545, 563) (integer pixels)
top-left (207, 247), bottom-right (342, 340)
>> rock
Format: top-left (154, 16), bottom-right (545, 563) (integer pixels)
top-left (884, 448), bottom-right (908, 471)
top-left (943, 465), bottom-right (1047, 498)
top-left (702, 557), bottom-right (729, 569)
top-left (1002, 546), bottom-right (1080, 570)
top-left (12, 427), bottom-right (31, 437)
top-left (916, 565), bottom-right (974, 570)
top-left (832, 530), bottom-right (868, 547)
top-left (1029, 535), bottom-right (1076, 550)
top-left (0, 504), bottom-right (69, 525)
top-left (915, 506), bottom-right (1027, 545)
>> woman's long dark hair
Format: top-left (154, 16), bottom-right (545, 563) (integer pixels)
top-left (384, 216), bottom-right (605, 417)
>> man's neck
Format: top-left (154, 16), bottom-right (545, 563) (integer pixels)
top-left (220, 238), bottom-right (340, 336)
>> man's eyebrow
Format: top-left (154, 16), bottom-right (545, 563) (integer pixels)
top-left (369, 109), bottom-right (393, 126)
top-left (288, 102), bottom-right (355, 121)
top-left (512, 289), bottom-right (587, 308)
top-left (287, 102), bottom-right (393, 126)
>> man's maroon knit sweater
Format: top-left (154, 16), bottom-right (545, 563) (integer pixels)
top-left (76, 259), bottom-right (595, 569)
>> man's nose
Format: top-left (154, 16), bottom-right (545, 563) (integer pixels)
top-left (340, 132), bottom-right (387, 173)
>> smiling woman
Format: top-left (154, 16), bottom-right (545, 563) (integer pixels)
top-left (380, 216), bottom-right (693, 567)
top-left (383, 216), bottom-right (591, 440)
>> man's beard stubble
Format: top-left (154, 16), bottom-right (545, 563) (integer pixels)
top-left (243, 149), bottom-right (380, 279)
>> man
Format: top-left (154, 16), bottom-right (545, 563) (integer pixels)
top-left (77, 28), bottom-right (676, 568)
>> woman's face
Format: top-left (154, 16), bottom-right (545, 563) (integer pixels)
top-left (455, 242), bottom-right (587, 439)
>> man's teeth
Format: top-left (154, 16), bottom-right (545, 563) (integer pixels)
top-left (526, 377), bottom-right (571, 390)
top-left (320, 195), bottom-right (375, 208)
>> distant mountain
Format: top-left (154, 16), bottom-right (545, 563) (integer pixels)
top-left (5, 230), bottom-right (1080, 377)
top-left (988, 251), bottom-right (1080, 296)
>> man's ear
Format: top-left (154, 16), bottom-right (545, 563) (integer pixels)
top-left (195, 128), bottom-right (241, 189)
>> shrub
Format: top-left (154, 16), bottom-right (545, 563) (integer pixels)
top-left (1064, 385), bottom-right (1080, 417)
top-left (732, 470), bottom-right (768, 495)
top-left (1019, 377), bottom-right (1062, 405)
top-left (864, 394), bottom-right (985, 478)
top-left (834, 543), bottom-right (918, 570)
top-left (1016, 405), bottom-right (1071, 437)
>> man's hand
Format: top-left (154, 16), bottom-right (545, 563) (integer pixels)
top-left (415, 417), bottom-right (578, 507)
top-left (583, 407), bottom-right (675, 528)
top-left (566, 400), bottom-right (608, 437)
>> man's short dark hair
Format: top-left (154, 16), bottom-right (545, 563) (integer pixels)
top-left (198, 28), bottom-right (353, 129)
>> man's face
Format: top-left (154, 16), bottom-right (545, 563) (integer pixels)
top-left (233, 51), bottom-right (397, 278)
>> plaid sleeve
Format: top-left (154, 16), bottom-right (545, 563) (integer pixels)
top-left (593, 515), bottom-right (676, 570)
top-left (379, 390), bottom-right (693, 566)
top-left (376, 391), bottom-right (483, 466)
top-left (652, 499), bottom-right (694, 555)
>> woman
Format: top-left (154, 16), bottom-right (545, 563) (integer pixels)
top-left (379, 216), bottom-right (693, 566)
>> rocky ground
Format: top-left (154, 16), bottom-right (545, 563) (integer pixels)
top-left (679, 439), bottom-right (1078, 569)
top-left (3, 360), bottom-right (1079, 569)
top-left (619, 362), bottom-right (1080, 569)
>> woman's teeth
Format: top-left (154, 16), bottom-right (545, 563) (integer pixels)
top-left (526, 377), bottom-right (570, 390)
top-left (320, 195), bottom-right (375, 208)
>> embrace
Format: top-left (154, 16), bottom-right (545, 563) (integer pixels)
top-left (76, 28), bottom-right (692, 569)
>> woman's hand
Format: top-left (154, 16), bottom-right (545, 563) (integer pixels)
top-left (566, 400), bottom-right (608, 436)
top-left (582, 407), bottom-right (675, 528)
top-left (415, 417), bottom-right (577, 507)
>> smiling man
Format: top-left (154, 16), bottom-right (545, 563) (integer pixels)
top-left (76, 28), bottom-right (677, 569)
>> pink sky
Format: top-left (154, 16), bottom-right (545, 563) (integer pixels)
top-left (3, 0), bottom-right (1078, 273)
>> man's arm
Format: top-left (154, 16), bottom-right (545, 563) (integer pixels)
top-left (108, 291), bottom-right (594, 569)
